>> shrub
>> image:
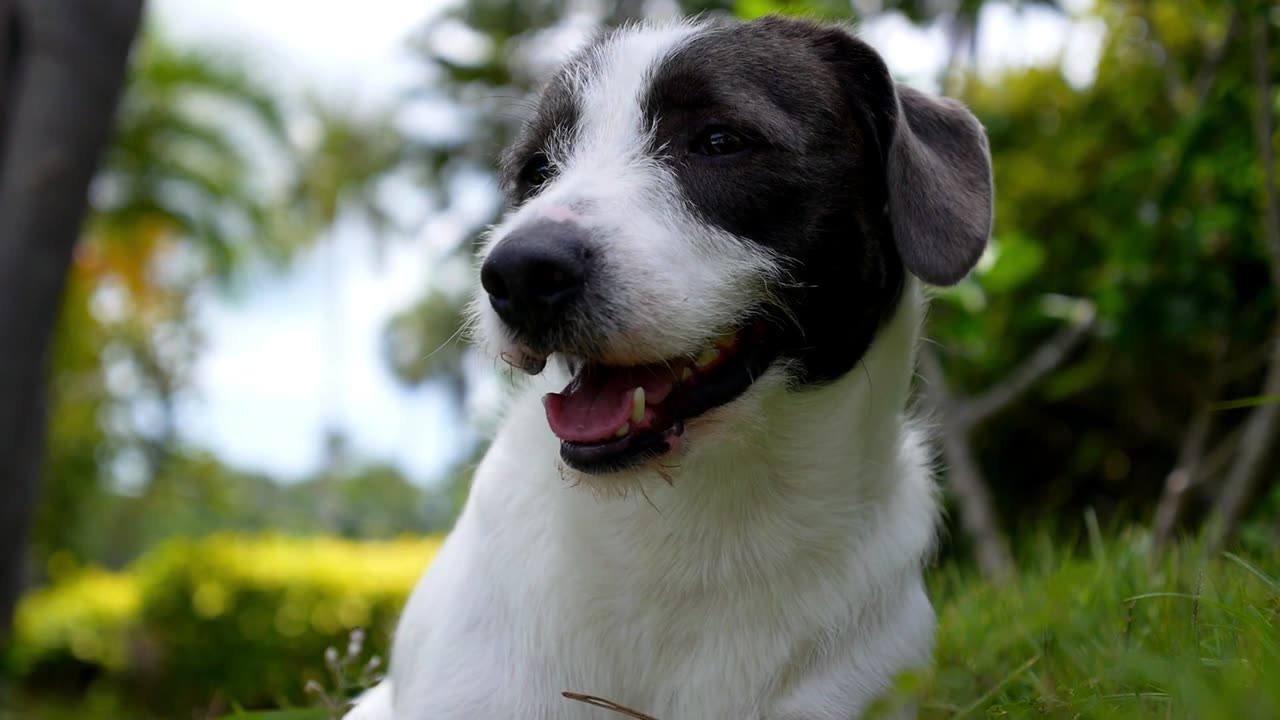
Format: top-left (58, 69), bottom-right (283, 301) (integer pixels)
top-left (10, 533), bottom-right (441, 717)
top-left (13, 567), bottom-right (140, 673)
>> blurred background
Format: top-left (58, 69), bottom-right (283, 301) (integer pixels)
top-left (1, 0), bottom-right (1277, 718)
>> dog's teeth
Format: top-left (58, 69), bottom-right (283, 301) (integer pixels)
top-left (630, 387), bottom-right (645, 423)
top-left (695, 347), bottom-right (720, 369)
top-left (680, 367), bottom-right (693, 382)
top-left (615, 423), bottom-right (630, 438)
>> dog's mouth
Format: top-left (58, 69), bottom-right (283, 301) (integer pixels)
top-left (542, 320), bottom-right (777, 474)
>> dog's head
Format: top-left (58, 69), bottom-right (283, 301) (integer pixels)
top-left (471, 15), bottom-right (993, 475)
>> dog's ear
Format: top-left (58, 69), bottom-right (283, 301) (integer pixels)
top-left (885, 85), bottom-right (994, 286)
top-left (801, 19), bottom-right (993, 285)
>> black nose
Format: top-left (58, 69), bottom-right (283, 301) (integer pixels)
top-left (480, 220), bottom-right (590, 338)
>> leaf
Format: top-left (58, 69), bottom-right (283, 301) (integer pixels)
top-left (1210, 395), bottom-right (1280, 411)
top-left (734, 0), bottom-right (852, 20)
top-left (1222, 552), bottom-right (1280, 592)
top-left (979, 235), bottom-right (1045, 293)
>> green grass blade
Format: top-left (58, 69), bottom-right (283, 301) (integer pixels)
top-left (952, 654), bottom-right (1041, 719)
top-left (1223, 551), bottom-right (1280, 592)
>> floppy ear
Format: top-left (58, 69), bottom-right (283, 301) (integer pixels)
top-left (885, 85), bottom-right (994, 286)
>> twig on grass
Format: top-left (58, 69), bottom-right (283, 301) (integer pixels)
top-left (562, 692), bottom-right (662, 720)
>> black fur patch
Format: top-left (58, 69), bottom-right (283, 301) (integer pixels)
top-left (641, 16), bottom-right (906, 386)
top-left (501, 67), bottom-right (585, 207)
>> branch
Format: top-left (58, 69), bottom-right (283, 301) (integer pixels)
top-left (1195, 420), bottom-right (1246, 489)
top-left (1209, 344), bottom-right (1280, 552)
top-left (1140, 6), bottom-right (1184, 109)
top-left (919, 347), bottom-right (1015, 583)
top-left (1142, 5), bottom-right (1241, 111)
top-left (1193, 8), bottom-right (1242, 108)
top-left (958, 305), bottom-right (1095, 428)
top-left (1145, 6), bottom-right (1242, 213)
top-left (1153, 336), bottom-right (1230, 554)
top-left (1151, 393), bottom-right (1215, 553)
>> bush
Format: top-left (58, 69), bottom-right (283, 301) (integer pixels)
top-left (10, 533), bottom-right (441, 717)
top-left (13, 567), bottom-right (140, 673)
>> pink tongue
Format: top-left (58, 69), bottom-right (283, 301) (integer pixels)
top-left (544, 364), bottom-right (678, 443)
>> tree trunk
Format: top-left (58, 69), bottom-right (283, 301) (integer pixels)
top-left (1, 0), bottom-right (16, 164)
top-left (0, 0), bottom-right (143, 644)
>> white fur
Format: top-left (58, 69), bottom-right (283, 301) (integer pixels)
top-left (345, 682), bottom-right (393, 720)
top-left (350, 20), bottom-right (941, 720)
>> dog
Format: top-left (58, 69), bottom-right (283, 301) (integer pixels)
top-left (348, 13), bottom-right (992, 720)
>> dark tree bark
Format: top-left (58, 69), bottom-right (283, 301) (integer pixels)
top-left (0, 0), bottom-right (144, 644)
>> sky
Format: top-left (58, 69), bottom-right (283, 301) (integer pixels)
top-left (149, 0), bottom-right (1103, 486)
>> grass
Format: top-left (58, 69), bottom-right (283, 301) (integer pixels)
top-left (6, 527), bottom-right (1276, 719)
top-left (879, 526), bottom-right (1280, 719)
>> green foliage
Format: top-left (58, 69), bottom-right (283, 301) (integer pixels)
top-left (74, 456), bottom-right (456, 569)
top-left (10, 568), bottom-right (140, 674)
top-left (132, 533), bottom-right (432, 712)
top-left (8, 535), bottom-right (440, 718)
top-left (98, 33), bottom-right (291, 276)
top-left (735, 0), bottom-right (850, 20)
top-left (284, 99), bottom-right (408, 252)
top-left (923, 1), bottom-right (1279, 540)
top-left (383, 291), bottom-right (468, 389)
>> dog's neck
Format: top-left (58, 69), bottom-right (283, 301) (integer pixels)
top-left (548, 278), bottom-right (935, 595)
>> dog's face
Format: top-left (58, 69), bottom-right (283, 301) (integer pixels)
top-left (471, 16), bottom-right (993, 475)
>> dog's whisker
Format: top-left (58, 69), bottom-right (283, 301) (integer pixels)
top-left (638, 484), bottom-right (664, 515)
top-left (422, 324), bottom-right (468, 363)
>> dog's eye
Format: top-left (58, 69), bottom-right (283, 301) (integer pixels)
top-left (520, 153), bottom-right (555, 188)
top-left (692, 126), bottom-right (750, 156)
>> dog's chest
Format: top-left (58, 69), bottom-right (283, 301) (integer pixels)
top-left (390, 401), bottom-right (868, 719)
top-left (395, 523), bottom-right (853, 720)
